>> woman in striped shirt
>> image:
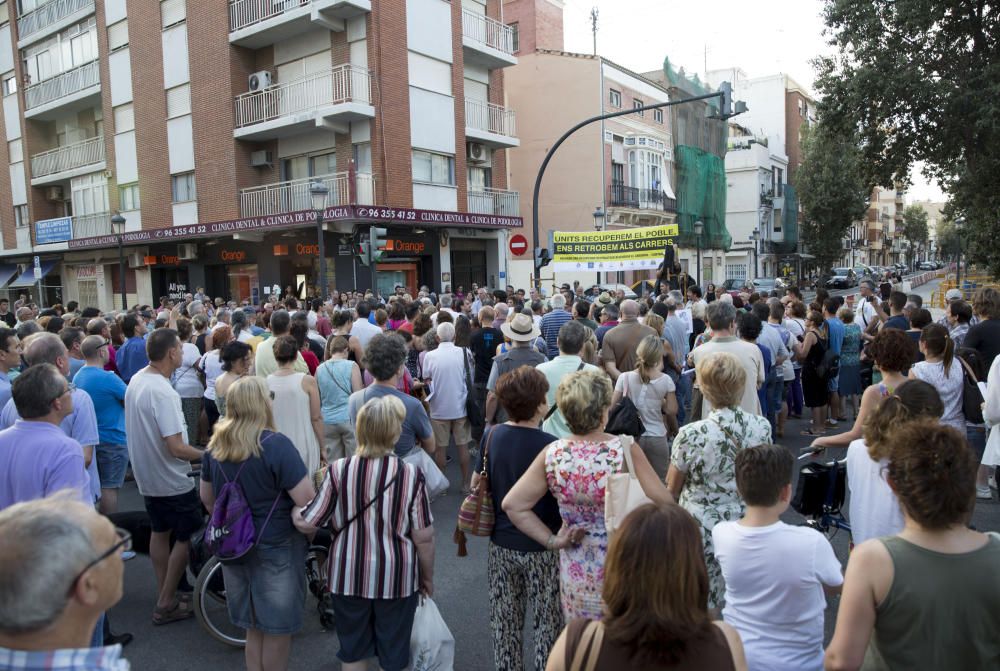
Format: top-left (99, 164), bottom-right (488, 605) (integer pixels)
top-left (294, 395), bottom-right (435, 671)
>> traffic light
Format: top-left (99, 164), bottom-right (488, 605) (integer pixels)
top-left (534, 247), bottom-right (551, 270)
top-left (370, 226), bottom-right (388, 263)
top-left (717, 81), bottom-right (733, 119)
top-left (357, 241), bottom-right (371, 266)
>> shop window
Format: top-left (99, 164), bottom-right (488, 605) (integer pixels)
top-left (120, 183), bottom-right (140, 211)
top-left (171, 172), bottom-right (196, 202)
top-left (412, 150), bottom-right (455, 186)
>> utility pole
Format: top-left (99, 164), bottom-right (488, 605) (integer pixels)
top-left (590, 7), bottom-right (598, 55)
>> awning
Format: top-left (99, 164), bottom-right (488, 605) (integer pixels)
top-left (9, 260), bottom-right (59, 288)
top-left (0, 264), bottom-right (19, 288)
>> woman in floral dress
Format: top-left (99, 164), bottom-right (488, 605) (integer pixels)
top-left (667, 352), bottom-right (772, 609)
top-left (503, 370), bottom-right (670, 620)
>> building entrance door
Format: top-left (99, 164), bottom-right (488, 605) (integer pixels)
top-left (450, 249), bottom-right (487, 291)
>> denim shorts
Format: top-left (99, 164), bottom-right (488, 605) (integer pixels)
top-left (827, 373), bottom-right (840, 393)
top-left (967, 425), bottom-right (987, 462)
top-left (331, 592), bottom-right (419, 671)
top-left (221, 536), bottom-right (308, 635)
top-left (95, 444), bottom-right (129, 489)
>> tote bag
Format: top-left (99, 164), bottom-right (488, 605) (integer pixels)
top-left (604, 436), bottom-right (650, 536)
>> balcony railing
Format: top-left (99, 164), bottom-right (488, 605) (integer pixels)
top-left (73, 212), bottom-right (112, 238)
top-left (465, 99), bottom-right (516, 138)
top-left (24, 60), bottom-right (100, 111)
top-left (461, 8), bottom-right (515, 56)
top-left (229, 0), bottom-right (308, 32)
top-left (31, 136), bottom-right (104, 179)
top-left (608, 183), bottom-right (676, 212)
top-left (234, 64), bottom-right (371, 129)
top-left (240, 171), bottom-right (375, 218)
top-left (468, 188), bottom-right (519, 217)
top-left (17, 0), bottom-right (94, 42)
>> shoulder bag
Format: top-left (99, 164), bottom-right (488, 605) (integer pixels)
top-left (333, 458), bottom-right (400, 534)
top-left (454, 426), bottom-right (497, 556)
top-left (462, 347), bottom-right (485, 433)
top-left (604, 436), bottom-right (650, 537)
top-left (957, 356), bottom-right (985, 425)
top-left (605, 374), bottom-right (646, 437)
top-left (567, 620), bottom-right (605, 671)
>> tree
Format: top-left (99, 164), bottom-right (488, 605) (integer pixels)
top-left (899, 205), bottom-right (930, 266)
top-left (795, 123), bottom-right (871, 271)
top-left (814, 0), bottom-right (1000, 277)
top-left (936, 218), bottom-right (963, 259)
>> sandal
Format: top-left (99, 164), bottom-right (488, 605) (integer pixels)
top-left (152, 600), bottom-right (194, 626)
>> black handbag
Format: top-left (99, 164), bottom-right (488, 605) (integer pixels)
top-left (463, 348), bottom-right (485, 433)
top-left (957, 356), bottom-right (985, 425)
top-left (605, 376), bottom-right (645, 437)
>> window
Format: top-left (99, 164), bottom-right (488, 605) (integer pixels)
top-left (774, 167), bottom-right (784, 196)
top-left (411, 150), bottom-right (455, 186)
top-left (2, 72), bottom-right (15, 96)
top-left (653, 108), bottom-right (663, 124)
top-left (633, 98), bottom-right (644, 116)
top-left (8, 139), bottom-right (21, 163)
top-left (798, 98), bottom-right (804, 117)
top-left (166, 84), bottom-right (190, 118)
top-left (14, 204), bottom-right (27, 228)
top-left (0, 2), bottom-right (9, 26)
top-left (171, 172), bottom-right (196, 202)
top-left (107, 19), bottom-right (128, 51)
top-left (113, 103), bottom-right (134, 132)
top-left (160, 0), bottom-right (185, 28)
top-left (353, 142), bottom-right (371, 173)
top-left (608, 89), bottom-right (621, 108)
top-left (119, 183), bottom-right (140, 211)
top-left (509, 22), bottom-right (519, 52)
top-left (310, 151), bottom-right (336, 176)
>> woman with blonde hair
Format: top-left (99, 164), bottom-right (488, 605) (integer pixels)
top-left (294, 395), bottom-right (435, 671)
top-left (611, 334), bottom-right (678, 478)
top-left (667, 351), bottom-right (771, 608)
top-left (504, 369), bottom-right (671, 621)
top-left (199, 376), bottom-right (315, 671)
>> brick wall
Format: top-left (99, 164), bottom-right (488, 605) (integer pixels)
top-left (95, 0), bottom-right (119, 215)
top-left (502, 0), bottom-right (564, 54)
top-left (368, 4), bottom-right (412, 208)
top-left (452, 0), bottom-right (469, 211)
top-left (785, 90), bottom-right (806, 186)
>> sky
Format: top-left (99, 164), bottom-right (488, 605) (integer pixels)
top-left (560, 0), bottom-right (946, 202)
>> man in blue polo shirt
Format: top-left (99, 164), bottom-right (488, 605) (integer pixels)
top-left (115, 314), bottom-right (148, 383)
top-left (823, 298), bottom-right (845, 427)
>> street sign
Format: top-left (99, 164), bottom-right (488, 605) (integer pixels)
top-left (509, 234), bottom-right (528, 256)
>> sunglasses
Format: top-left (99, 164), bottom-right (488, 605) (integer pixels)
top-left (69, 527), bottom-right (132, 591)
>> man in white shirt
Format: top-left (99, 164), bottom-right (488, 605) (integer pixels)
top-left (689, 301), bottom-right (764, 417)
top-left (433, 294), bottom-right (460, 326)
top-left (854, 280), bottom-right (879, 334)
top-left (714, 445), bottom-right (843, 671)
top-left (422, 322), bottom-right (473, 487)
top-left (350, 301), bottom-right (382, 351)
top-left (125, 328), bottom-right (204, 624)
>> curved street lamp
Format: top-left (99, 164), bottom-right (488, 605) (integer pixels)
top-left (110, 212), bottom-right (127, 311)
top-left (309, 181), bottom-right (330, 301)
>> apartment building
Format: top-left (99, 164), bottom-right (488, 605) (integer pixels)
top-left (863, 185), bottom-right (906, 267)
top-left (0, 0), bottom-right (523, 309)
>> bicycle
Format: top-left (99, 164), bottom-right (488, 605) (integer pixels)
top-left (792, 456), bottom-right (852, 545)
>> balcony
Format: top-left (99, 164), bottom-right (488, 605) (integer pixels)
top-left (24, 60), bottom-right (101, 119)
top-left (461, 8), bottom-right (517, 69)
top-left (240, 171), bottom-right (375, 218)
top-left (608, 183), bottom-right (676, 212)
top-left (234, 64), bottom-right (374, 141)
top-left (468, 187), bottom-right (519, 217)
top-left (465, 99), bottom-right (518, 149)
top-left (17, 0), bottom-right (95, 47)
top-left (229, 0), bottom-right (370, 48)
top-left (30, 136), bottom-right (105, 185)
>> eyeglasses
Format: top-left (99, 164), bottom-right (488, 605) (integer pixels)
top-left (69, 527), bottom-right (132, 591)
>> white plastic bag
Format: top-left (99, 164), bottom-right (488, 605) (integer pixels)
top-left (404, 448), bottom-right (450, 499)
top-left (409, 595), bottom-right (455, 671)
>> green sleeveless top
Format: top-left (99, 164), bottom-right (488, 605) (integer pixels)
top-left (863, 534), bottom-right (1000, 670)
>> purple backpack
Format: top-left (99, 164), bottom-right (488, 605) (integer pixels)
top-left (204, 458), bottom-right (280, 562)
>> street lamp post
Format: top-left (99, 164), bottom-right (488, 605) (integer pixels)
top-left (309, 181), bottom-right (330, 301)
top-left (751, 227), bottom-right (760, 279)
top-left (955, 216), bottom-right (966, 289)
top-left (592, 206), bottom-right (605, 287)
top-left (693, 220), bottom-right (704, 289)
top-left (111, 212), bottom-right (127, 311)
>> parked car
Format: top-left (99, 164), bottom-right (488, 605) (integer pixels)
top-left (746, 277), bottom-right (786, 295)
top-left (598, 283), bottom-right (638, 300)
top-left (917, 261), bottom-right (937, 271)
top-left (853, 265), bottom-right (875, 280)
top-left (826, 267), bottom-right (858, 289)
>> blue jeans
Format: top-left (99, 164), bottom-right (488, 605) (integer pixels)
top-left (765, 371), bottom-right (785, 440)
top-left (968, 425), bottom-right (987, 462)
top-left (675, 374), bottom-right (691, 426)
top-left (787, 368), bottom-right (804, 416)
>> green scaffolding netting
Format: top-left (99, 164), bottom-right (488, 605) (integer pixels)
top-left (675, 145), bottom-right (731, 251)
top-left (778, 183), bottom-right (799, 254)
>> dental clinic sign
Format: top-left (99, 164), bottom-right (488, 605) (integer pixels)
top-left (35, 217), bottom-right (73, 245)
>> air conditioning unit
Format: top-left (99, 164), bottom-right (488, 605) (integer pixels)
top-left (467, 142), bottom-right (487, 164)
top-left (248, 71), bottom-right (272, 92)
top-left (843, 239), bottom-right (853, 250)
top-left (250, 150), bottom-right (273, 168)
top-left (178, 243), bottom-right (198, 260)
top-left (45, 186), bottom-right (63, 202)
top-left (127, 253), bottom-right (146, 268)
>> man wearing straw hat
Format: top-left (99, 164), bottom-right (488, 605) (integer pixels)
top-left (484, 313), bottom-right (546, 425)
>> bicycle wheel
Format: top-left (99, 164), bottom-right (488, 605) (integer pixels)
top-left (193, 555), bottom-right (246, 648)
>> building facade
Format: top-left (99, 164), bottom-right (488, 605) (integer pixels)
top-left (863, 186), bottom-right (906, 267)
top-left (0, 0), bottom-right (523, 309)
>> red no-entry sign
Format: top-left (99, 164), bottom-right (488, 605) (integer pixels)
top-left (509, 234), bottom-right (528, 256)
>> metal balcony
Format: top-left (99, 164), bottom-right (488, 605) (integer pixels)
top-left (468, 188), bottom-right (519, 217)
top-left (240, 171), bottom-right (375, 218)
top-left (461, 8), bottom-right (517, 69)
top-left (24, 60), bottom-right (101, 119)
top-left (228, 0), bottom-right (370, 48)
top-left (234, 64), bottom-right (374, 141)
top-left (17, 0), bottom-right (95, 47)
top-left (465, 99), bottom-right (518, 148)
top-left (72, 212), bottom-right (112, 238)
top-left (30, 136), bottom-right (105, 184)
top-left (608, 183), bottom-right (676, 212)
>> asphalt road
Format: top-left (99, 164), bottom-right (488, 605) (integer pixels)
top-left (109, 278), bottom-right (997, 671)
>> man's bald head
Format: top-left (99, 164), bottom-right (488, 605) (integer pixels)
top-left (23, 332), bottom-right (67, 368)
top-left (621, 300), bottom-right (640, 320)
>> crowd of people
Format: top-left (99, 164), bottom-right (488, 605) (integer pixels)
top-left (0, 277), bottom-right (998, 671)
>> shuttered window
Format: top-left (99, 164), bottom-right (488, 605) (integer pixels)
top-left (160, 0), bottom-right (185, 28)
top-left (113, 104), bottom-right (134, 133)
top-left (108, 19), bottom-right (128, 51)
top-left (166, 84), bottom-right (190, 118)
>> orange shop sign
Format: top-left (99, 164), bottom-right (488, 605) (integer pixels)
top-left (383, 239), bottom-right (426, 254)
top-left (220, 249), bottom-right (247, 262)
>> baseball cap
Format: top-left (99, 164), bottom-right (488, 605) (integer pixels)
top-left (945, 288), bottom-right (962, 301)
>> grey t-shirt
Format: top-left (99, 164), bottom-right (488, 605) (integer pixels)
top-left (348, 384), bottom-right (433, 457)
top-left (124, 367), bottom-right (193, 498)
